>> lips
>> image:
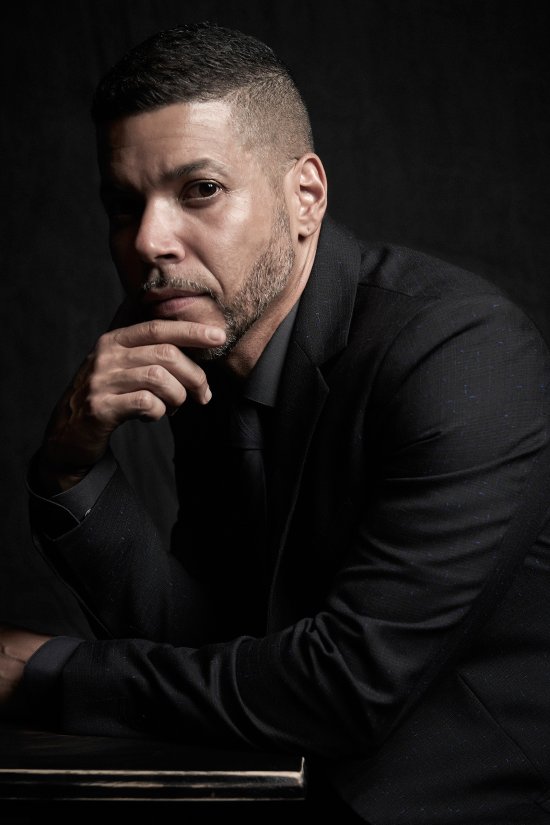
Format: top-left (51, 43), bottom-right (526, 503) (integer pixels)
top-left (142, 286), bottom-right (205, 302)
top-left (141, 288), bottom-right (212, 320)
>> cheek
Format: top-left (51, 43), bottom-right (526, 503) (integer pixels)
top-left (205, 212), bottom-right (272, 278)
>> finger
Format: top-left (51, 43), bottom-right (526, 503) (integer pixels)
top-left (100, 365), bottom-right (189, 411)
top-left (0, 628), bottom-right (53, 661)
top-left (109, 344), bottom-right (211, 404)
top-left (104, 389), bottom-right (170, 423)
top-left (92, 348), bottom-right (210, 406)
top-left (94, 328), bottom-right (214, 405)
top-left (112, 319), bottom-right (226, 350)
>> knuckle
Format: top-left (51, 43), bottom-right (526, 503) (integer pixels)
top-left (145, 319), bottom-right (164, 339)
top-left (155, 343), bottom-right (179, 363)
top-left (92, 346), bottom-right (115, 374)
top-left (95, 331), bottom-right (110, 349)
top-left (96, 331), bottom-right (115, 353)
top-left (87, 372), bottom-right (103, 395)
top-left (135, 389), bottom-right (156, 412)
top-left (188, 368), bottom-right (208, 391)
top-left (188, 321), bottom-right (207, 337)
top-left (173, 384), bottom-right (187, 406)
top-left (146, 364), bottom-right (166, 385)
top-left (85, 393), bottom-right (104, 419)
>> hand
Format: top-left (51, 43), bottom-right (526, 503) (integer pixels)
top-left (0, 625), bottom-right (53, 710)
top-left (36, 309), bottom-right (226, 491)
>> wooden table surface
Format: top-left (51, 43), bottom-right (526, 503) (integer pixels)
top-left (0, 721), bottom-right (306, 823)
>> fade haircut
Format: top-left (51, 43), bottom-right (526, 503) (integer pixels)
top-left (91, 22), bottom-right (314, 171)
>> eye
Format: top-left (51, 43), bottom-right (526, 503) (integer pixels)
top-left (181, 180), bottom-right (222, 202)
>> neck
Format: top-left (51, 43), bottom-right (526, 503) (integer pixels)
top-left (224, 230), bottom-right (319, 378)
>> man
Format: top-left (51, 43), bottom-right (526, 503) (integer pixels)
top-left (2, 21), bottom-right (550, 824)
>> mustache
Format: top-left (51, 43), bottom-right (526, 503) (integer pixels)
top-left (141, 275), bottom-right (216, 299)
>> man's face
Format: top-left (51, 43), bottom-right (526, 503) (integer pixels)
top-left (99, 100), bottom-right (296, 358)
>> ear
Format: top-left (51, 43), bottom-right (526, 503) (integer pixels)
top-left (286, 153), bottom-right (328, 239)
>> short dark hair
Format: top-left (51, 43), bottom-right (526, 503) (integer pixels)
top-left (92, 22), bottom-right (314, 164)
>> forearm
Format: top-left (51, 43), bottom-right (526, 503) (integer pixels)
top-left (30, 465), bottom-right (220, 645)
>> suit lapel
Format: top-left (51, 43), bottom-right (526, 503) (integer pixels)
top-left (267, 217), bottom-right (362, 599)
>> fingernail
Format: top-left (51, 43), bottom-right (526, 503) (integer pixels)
top-left (207, 327), bottom-right (225, 343)
top-left (204, 387), bottom-right (212, 404)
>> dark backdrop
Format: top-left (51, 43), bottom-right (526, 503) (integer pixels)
top-left (2, 0), bottom-right (549, 636)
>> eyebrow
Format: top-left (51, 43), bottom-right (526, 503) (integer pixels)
top-left (161, 158), bottom-right (230, 182)
top-left (100, 158), bottom-right (231, 197)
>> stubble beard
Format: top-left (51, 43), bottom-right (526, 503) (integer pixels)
top-left (144, 205), bottom-right (296, 362)
top-left (203, 205), bottom-right (296, 360)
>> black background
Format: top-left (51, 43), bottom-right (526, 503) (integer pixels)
top-left (1, 0), bottom-right (549, 637)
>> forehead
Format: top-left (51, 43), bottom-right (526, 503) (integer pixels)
top-left (98, 99), bottom-right (256, 183)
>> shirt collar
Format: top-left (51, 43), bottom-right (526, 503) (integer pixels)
top-left (242, 301), bottom-right (299, 408)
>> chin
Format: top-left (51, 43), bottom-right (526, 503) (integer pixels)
top-left (185, 343), bottom-right (231, 362)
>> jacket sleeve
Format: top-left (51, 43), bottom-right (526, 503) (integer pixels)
top-left (29, 465), bottom-right (222, 645)
top-left (31, 293), bottom-right (550, 757)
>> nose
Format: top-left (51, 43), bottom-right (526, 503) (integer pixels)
top-left (134, 198), bottom-right (185, 263)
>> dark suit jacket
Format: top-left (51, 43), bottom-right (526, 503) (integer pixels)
top-left (31, 217), bottom-right (550, 824)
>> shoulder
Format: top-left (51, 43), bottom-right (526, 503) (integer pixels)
top-left (358, 240), bottom-right (504, 304)
top-left (316, 233), bottom-right (550, 414)
top-left (312, 218), bottom-right (550, 390)
top-left (319, 217), bottom-right (529, 331)
top-left (352, 238), bottom-right (547, 360)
